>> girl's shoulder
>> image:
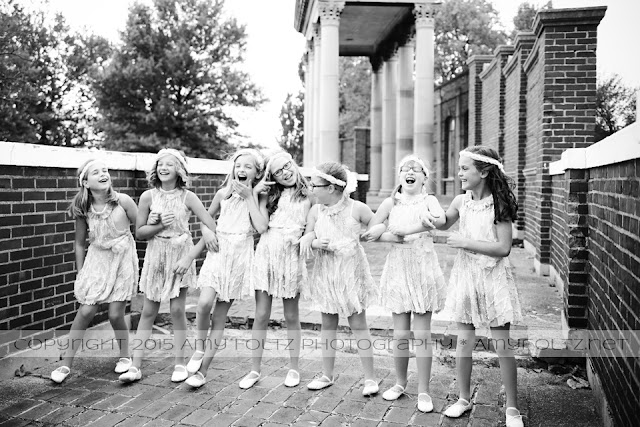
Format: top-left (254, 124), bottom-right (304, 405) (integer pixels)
top-left (139, 189), bottom-right (154, 203)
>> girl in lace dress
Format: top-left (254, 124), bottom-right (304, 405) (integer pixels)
top-left (361, 155), bottom-right (447, 412)
top-left (438, 146), bottom-right (523, 427)
top-left (119, 149), bottom-right (217, 384)
top-left (177, 149), bottom-right (266, 388)
top-left (51, 160), bottom-right (139, 384)
top-left (238, 151), bottom-right (311, 390)
top-left (298, 162), bottom-right (379, 396)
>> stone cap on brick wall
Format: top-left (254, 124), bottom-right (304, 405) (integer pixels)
top-left (549, 122), bottom-right (640, 175)
top-left (532, 6), bottom-right (607, 36)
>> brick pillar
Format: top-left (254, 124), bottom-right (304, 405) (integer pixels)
top-left (523, 6), bottom-right (606, 273)
top-left (466, 55), bottom-right (492, 146)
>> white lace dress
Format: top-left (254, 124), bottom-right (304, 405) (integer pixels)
top-left (252, 188), bottom-right (308, 299)
top-left (309, 198), bottom-right (377, 317)
top-left (139, 188), bottom-right (195, 302)
top-left (446, 192), bottom-right (523, 327)
top-left (75, 201), bottom-right (138, 305)
top-left (379, 192), bottom-right (447, 314)
top-left (197, 193), bottom-right (255, 301)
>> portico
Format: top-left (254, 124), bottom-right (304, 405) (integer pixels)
top-left (294, 0), bottom-right (439, 202)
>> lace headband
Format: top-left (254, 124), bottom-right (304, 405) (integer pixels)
top-left (314, 168), bottom-right (358, 195)
top-left (398, 155), bottom-right (429, 177)
top-left (78, 160), bottom-right (101, 185)
top-left (156, 148), bottom-right (188, 172)
top-left (459, 150), bottom-right (504, 172)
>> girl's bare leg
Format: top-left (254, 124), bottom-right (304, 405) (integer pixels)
top-left (413, 312), bottom-right (433, 394)
top-left (131, 297), bottom-right (161, 368)
top-left (108, 301), bottom-right (129, 359)
top-left (170, 288), bottom-right (188, 366)
top-left (347, 310), bottom-right (375, 380)
top-left (320, 313), bottom-right (339, 378)
top-left (197, 300), bottom-right (234, 375)
top-left (251, 291), bottom-right (273, 373)
top-left (455, 322), bottom-right (476, 401)
top-left (282, 295), bottom-right (301, 372)
top-left (491, 324), bottom-right (518, 409)
top-left (61, 304), bottom-right (99, 368)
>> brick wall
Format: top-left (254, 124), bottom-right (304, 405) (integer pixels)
top-left (0, 143), bottom-right (227, 357)
top-left (480, 46), bottom-right (514, 157)
top-left (466, 55), bottom-right (492, 147)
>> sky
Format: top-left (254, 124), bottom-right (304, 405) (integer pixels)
top-left (40, 0), bottom-right (640, 148)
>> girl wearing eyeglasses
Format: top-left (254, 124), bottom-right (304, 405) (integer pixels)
top-left (238, 151), bottom-right (312, 389)
top-left (298, 162), bottom-right (380, 397)
top-left (361, 154), bottom-right (447, 413)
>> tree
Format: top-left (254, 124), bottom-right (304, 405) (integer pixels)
top-left (278, 91), bottom-right (304, 164)
top-left (339, 57), bottom-right (371, 139)
top-left (434, 0), bottom-right (506, 82)
top-left (595, 75), bottom-right (637, 142)
top-left (0, 0), bottom-right (110, 146)
top-left (511, 2), bottom-right (553, 39)
top-left (94, 0), bottom-right (263, 158)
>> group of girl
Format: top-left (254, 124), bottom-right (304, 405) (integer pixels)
top-left (49, 145), bottom-right (524, 427)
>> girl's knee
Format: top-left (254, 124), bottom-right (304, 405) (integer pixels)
top-left (197, 300), bottom-right (213, 317)
top-left (170, 303), bottom-right (185, 318)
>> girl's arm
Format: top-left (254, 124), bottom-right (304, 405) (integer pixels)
top-left (174, 238), bottom-right (206, 275)
top-left (298, 204), bottom-right (319, 257)
top-left (119, 193), bottom-right (138, 226)
top-left (249, 193), bottom-right (269, 234)
top-left (448, 220), bottom-right (512, 257)
top-left (74, 217), bottom-right (88, 271)
top-left (185, 190), bottom-right (219, 252)
top-left (231, 181), bottom-right (269, 234)
top-left (354, 200), bottom-right (374, 227)
top-left (135, 190), bottom-right (164, 240)
top-left (437, 194), bottom-right (463, 230)
top-left (361, 197), bottom-right (392, 242)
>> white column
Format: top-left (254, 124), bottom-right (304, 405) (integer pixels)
top-left (368, 64), bottom-right (382, 196)
top-left (303, 45), bottom-right (313, 166)
top-left (396, 41), bottom-right (414, 163)
top-left (312, 25), bottom-right (322, 165)
top-left (317, 1), bottom-right (344, 163)
top-left (413, 2), bottom-right (438, 192)
top-left (379, 54), bottom-right (398, 197)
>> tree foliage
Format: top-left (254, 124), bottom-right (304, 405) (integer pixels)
top-left (339, 57), bottom-right (370, 139)
top-left (434, 0), bottom-right (506, 82)
top-left (595, 75), bottom-right (637, 142)
top-left (278, 91), bottom-right (304, 165)
top-left (0, 0), bottom-right (110, 146)
top-left (94, 0), bottom-right (263, 158)
top-left (511, 1), bottom-right (553, 39)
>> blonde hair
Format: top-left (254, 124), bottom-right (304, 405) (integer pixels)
top-left (147, 149), bottom-right (191, 188)
top-left (67, 159), bottom-right (119, 218)
top-left (264, 151), bottom-right (309, 216)
top-left (222, 149), bottom-right (265, 198)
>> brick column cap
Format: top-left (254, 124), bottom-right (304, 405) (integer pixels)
top-left (513, 31), bottom-right (536, 49)
top-left (532, 6), bottom-right (607, 36)
top-left (466, 55), bottom-right (493, 66)
top-left (492, 44), bottom-right (515, 57)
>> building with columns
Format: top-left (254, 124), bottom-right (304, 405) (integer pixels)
top-left (294, 0), bottom-right (439, 204)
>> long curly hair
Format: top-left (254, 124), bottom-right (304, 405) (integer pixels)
top-left (462, 146), bottom-right (518, 223)
top-left (67, 159), bottom-right (119, 219)
top-left (147, 150), bottom-right (191, 189)
top-left (264, 152), bottom-right (309, 217)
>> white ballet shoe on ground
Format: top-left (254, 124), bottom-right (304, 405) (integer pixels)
top-left (382, 384), bottom-right (405, 401)
top-left (186, 350), bottom-right (204, 374)
top-left (171, 365), bottom-right (189, 382)
top-left (307, 374), bottom-right (334, 390)
top-left (444, 398), bottom-right (473, 417)
top-left (114, 358), bottom-right (132, 374)
top-left (119, 366), bottom-right (142, 383)
top-left (239, 371), bottom-right (261, 389)
top-left (418, 393), bottom-right (434, 413)
top-left (362, 379), bottom-right (379, 396)
top-left (185, 371), bottom-right (206, 388)
top-left (284, 369), bottom-right (300, 387)
top-left (506, 407), bottom-right (524, 427)
top-left (51, 366), bottom-right (70, 384)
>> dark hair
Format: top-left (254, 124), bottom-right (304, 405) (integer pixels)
top-left (315, 162), bottom-right (347, 192)
top-left (264, 153), bottom-right (309, 216)
top-left (462, 146), bottom-right (518, 223)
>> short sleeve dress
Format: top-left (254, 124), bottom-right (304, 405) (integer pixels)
top-left (138, 188), bottom-right (196, 302)
top-left (197, 193), bottom-right (255, 301)
top-left (252, 188), bottom-right (309, 299)
top-left (379, 192), bottom-right (447, 314)
top-left (445, 192), bottom-right (523, 327)
top-left (74, 199), bottom-right (138, 305)
top-left (309, 197), bottom-right (377, 317)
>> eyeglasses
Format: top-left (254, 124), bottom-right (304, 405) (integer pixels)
top-left (309, 183), bottom-right (330, 190)
top-left (272, 161), bottom-right (292, 177)
top-left (400, 165), bottom-right (425, 173)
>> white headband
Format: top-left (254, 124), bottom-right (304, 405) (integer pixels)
top-left (459, 150), bottom-right (505, 172)
top-left (156, 148), bottom-right (188, 172)
top-left (314, 168), bottom-right (358, 195)
top-left (78, 160), bottom-right (101, 185)
top-left (314, 169), bottom-right (346, 187)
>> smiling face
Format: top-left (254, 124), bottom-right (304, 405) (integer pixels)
top-left (233, 154), bottom-right (259, 185)
top-left (458, 155), bottom-right (486, 191)
top-left (156, 155), bottom-right (181, 184)
top-left (270, 157), bottom-right (297, 187)
top-left (83, 161), bottom-right (111, 191)
top-left (398, 160), bottom-right (426, 194)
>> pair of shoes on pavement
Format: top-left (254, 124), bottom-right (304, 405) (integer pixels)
top-left (52, 357), bottom-right (132, 383)
top-left (382, 384), bottom-right (433, 412)
top-left (238, 369), bottom-right (301, 389)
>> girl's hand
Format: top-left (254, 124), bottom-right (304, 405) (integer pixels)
top-left (447, 232), bottom-right (468, 249)
top-left (312, 238), bottom-right (331, 251)
top-left (253, 178), bottom-right (275, 195)
top-left (361, 224), bottom-right (385, 242)
top-left (388, 224), bottom-right (413, 236)
top-left (297, 233), bottom-right (315, 258)
top-left (160, 212), bottom-right (175, 227)
top-left (148, 211), bottom-right (161, 225)
top-left (202, 227), bottom-right (218, 252)
top-left (420, 213), bottom-right (438, 230)
top-left (173, 256), bottom-right (192, 276)
top-left (231, 180), bottom-right (252, 199)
